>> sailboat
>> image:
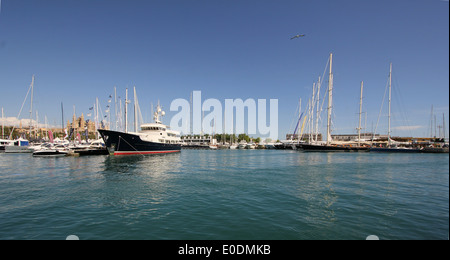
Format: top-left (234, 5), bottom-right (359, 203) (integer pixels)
top-left (302, 53), bottom-right (369, 152)
top-left (370, 64), bottom-right (420, 153)
top-left (4, 76), bottom-right (35, 153)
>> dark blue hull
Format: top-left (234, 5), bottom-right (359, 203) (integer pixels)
top-left (98, 129), bottom-right (181, 155)
top-left (369, 147), bottom-right (421, 153)
top-left (301, 144), bottom-right (370, 152)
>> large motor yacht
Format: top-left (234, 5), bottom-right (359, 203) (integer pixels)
top-left (98, 104), bottom-right (181, 155)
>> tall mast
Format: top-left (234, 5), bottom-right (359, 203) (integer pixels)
top-left (29, 75), bottom-right (35, 139)
top-left (1, 107), bottom-right (4, 138)
top-left (61, 102), bottom-right (64, 135)
top-left (134, 86), bottom-right (138, 132)
top-left (430, 105), bottom-right (434, 138)
top-left (114, 86), bottom-right (117, 131)
top-left (298, 98), bottom-right (301, 142)
top-left (308, 97), bottom-right (312, 143)
top-left (326, 53), bottom-right (333, 145)
top-left (358, 81), bottom-right (364, 147)
top-left (388, 63), bottom-right (392, 147)
top-left (223, 108), bottom-right (226, 145)
top-left (190, 92), bottom-right (193, 135)
top-left (95, 98), bottom-right (99, 139)
top-left (310, 82), bottom-right (316, 143)
top-left (125, 88), bottom-right (129, 133)
top-left (315, 76), bottom-right (321, 142)
top-left (36, 110), bottom-right (39, 139)
top-left (443, 113), bottom-right (446, 141)
top-left (73, 105), bottom-right (76, 141)
top-left (44, 115), bottom-right (48, 140)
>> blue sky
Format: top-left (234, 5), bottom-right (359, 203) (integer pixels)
top-left (0, 0), bottom-right (448, 139)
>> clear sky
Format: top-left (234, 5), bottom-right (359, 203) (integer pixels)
top-left (0, 0), bottom-right (448, 139)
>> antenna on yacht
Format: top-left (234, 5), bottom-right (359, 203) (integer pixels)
top-left (153, 100), bottom-right (165, 124)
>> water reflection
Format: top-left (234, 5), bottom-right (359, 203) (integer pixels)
top-left (98, 154), bottom-right (182, 226)
top-left (294, 152), bottom-right (411, 238)
top-left (294, 153), bottom-right (338, 233)
top-left (103, 153), bottom-right (182, 176)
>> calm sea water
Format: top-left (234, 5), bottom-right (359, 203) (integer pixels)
top-left (0, 150), bottom-right (448, 240)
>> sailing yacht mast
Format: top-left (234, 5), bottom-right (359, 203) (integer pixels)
top-left (388, 63), bottom-right (392, 147)
top-left (125, 88), bottom-right (129, 133)
top-left (1, 107), bottom-right (4, 138)
top-left (61, 102), bottom-right (64, 135)
top-left (114, 87), bottom-right (117, 131)
top-left (326, 53), bottom-right (333, 145)
top-left (358, 81), bottom-right (364, 147)
top-left (315, 76), bottom-right (321, 143)
top-left (95, 98), bottom-right (100, 139)
top-left (134, 86), bottom-right (138, 133)
top-left (309, 83), bottom-right (316, 144)
top-left (443, 113), bottom-right (446, 141)
top-left (29, 75), bottom-right (35, 139)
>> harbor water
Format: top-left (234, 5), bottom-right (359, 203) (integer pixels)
top-left (0, 150), bottom-right (448, 240)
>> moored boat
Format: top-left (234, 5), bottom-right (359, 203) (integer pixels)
top-left (245, 143), bottom-right (256, 149)
top-left (4, 138), bottom-right (32, 153)
top-left (98, 102), bottom-right (181, 156)
top-left (302, 143), bottom-right (369, 152)
top-left (301, 53), bottom-right (369, 153)
top-left (229, 144), bottom-right (238, 149)
top-left (238, 142), bottom-right (247, 149)
top-left (421, 146), bottom-right (449, 153)
top-left (32, 144), bottom-right (69, 157)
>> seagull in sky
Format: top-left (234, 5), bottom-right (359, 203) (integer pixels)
top-left (290, 34), bottom-right (305, 40)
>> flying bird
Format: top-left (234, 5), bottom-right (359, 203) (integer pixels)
top-left (291, 34), bottom-right (305, 40)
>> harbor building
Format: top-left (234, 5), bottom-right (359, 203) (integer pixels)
top-left (66, 113), bottom-right (97, 136)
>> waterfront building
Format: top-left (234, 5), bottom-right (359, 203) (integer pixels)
top-left (66, 113), bottom-right (97, 136)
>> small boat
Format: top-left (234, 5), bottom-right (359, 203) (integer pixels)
top-left (246, 143), bottom-right (256, 149)
top-left (0, 139), bottom-right (11, 152)
top-left (73, 146), bottom-right (109, 156)
top-left (238, 142), bottom-right (247, 149)
top-left (72, 139), bottom-right (109, 156)
top-left (218, 144), bottom-right (230, 149)
top-left (4, 138), bottom-right (32, 153)
top-left (421, 146), bottom-right (449, 153)
top-left (229, 144), bottom-right (238, 149)
top-left (33, 144), bottom-right (69, 157)
top-left (264, 143), bottom-right (276, 149)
